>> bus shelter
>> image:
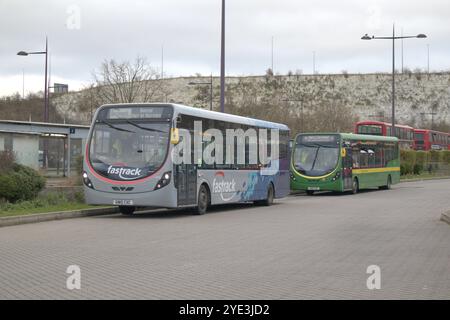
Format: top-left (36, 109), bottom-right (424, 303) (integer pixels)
top-left (0, 120), bottom-right (90, 177)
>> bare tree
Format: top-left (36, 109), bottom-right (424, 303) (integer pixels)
top-left (91, 56), bottom-right (164, 103)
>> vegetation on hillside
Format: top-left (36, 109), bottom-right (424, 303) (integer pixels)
top-left (0, 92), bottom-right (65, 123)
top-left (0, 60), bottom-right (449, 133)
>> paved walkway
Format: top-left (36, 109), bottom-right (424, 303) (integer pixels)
top-left (0, 179), bottom-right (449, 299)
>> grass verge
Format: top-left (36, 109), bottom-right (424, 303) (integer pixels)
top-left (0, 192), bottom-right (99, 218)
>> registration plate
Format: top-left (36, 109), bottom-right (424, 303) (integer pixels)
top-left (307, 186), bottom-right (320, 191)
top-left (113, 199), bottom-right (134, 205)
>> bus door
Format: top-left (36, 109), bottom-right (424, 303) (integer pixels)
top-left (175, 164), bottom-right (197, 206)
top-left (342, 143), bottom-right (353, 190)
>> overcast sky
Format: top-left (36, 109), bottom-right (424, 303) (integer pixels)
top-left (1, 0), bottom-right (449, 96)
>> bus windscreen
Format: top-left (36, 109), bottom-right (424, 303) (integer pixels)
top-left (293, 135), bottom-right (340, 177)
top-left (88, 121), bottom-right (170, 181)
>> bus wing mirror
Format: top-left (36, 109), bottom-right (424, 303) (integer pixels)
top-left (170, 128), bottom-right (180, 144)
top-left (172, 116), bottom-right (181, 128)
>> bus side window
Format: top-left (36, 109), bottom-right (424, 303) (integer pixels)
top-left (381, 142), bottom-right (387, 166)
top-left (359, 149), bottom-right (368, 168)
top-left (177, 114), bottom-right (196, 166)
top-left (352, 145), bottom-right (360, 168)
top-left (374, 146), bottom-right (382, 167)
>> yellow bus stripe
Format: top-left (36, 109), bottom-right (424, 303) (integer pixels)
top-left (352, 167), bottom-right (400, 174)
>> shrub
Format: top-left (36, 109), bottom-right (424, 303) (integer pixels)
top-left (442, 150), bottom-right (450, 164)
top-left (399, 150), bottom-right (450, 175)
top-left (14, 164), bottom-right (46, 192)
top-left (415, 151), bottom-right (428, 167)
top-left (400, 150), bottom-right (416, 175)
top-left (400, 163), bottom-right (413, 175)
top-left (0, 173), bottom-right (21, 202)
top-left (413, 163), bottom-right (423, 175)
top-left (400, 150), bottom-right (416, 166)
top-left (0, 164), bottom-right (46, 203)
top-left (430, 150), bottom-right (440, 162)
top-left (0, 150), bottom-right (16, 174)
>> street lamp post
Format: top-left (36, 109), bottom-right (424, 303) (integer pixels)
top-left (220, 0), bottom-right (225, 113)
top-left (17, 36), bottom-right (49, 167)
top-left (420, 112), bottom-right (437, 130)
top-left (312, 51), bottom-right (316, 75)
top-left (361, 26), bottom-right (426, 137)
top-left (188, 74), bottom-right (214, 111)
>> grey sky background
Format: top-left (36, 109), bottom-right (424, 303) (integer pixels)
top-left (1, 0), bottom-right (449, 96)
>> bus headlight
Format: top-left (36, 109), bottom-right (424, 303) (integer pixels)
top-left (154, 171), bottom-right (171, 190)
top-left (332, 171), bottom-right (341, 181)
top-left (82, 171), bottom-right (94, 189)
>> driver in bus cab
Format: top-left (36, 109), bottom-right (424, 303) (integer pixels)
top-left (111, 139), bottom-right (122, 161)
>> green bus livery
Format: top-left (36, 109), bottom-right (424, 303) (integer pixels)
top-left (290, 133), bottom-right (400, 194)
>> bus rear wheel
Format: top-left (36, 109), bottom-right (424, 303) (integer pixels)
top-left (351, 178), bottom-right (359, 194)
top-left (379, 175), bottom-right (392, 190)
top-left (194, 184), bottom-right (209, 215)
top-left (263, 183), bottom-right (275, 206)
top-left (119, 206), bottom-right (135, 215)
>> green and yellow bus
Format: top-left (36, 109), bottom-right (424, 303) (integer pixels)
top-left (290, 133), bottom-right (400, 194)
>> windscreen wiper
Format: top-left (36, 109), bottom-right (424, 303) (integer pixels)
top-left (310, 147), bottom-right (321, 171)
top-left (99, 120), bottom-right (135, 133)
top-left (125, 120), bottom-right (166, 133)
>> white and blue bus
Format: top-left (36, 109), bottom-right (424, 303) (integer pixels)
top-left (83, 103), bottom-right (290, 215)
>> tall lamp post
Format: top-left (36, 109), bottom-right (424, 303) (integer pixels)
top-left (219, 0), bottom-right (225, 113)
top-left (361, 26), bottom-right (426, 137)
top-left (188, 74), bottom-right (214, 111)
top-left (17, 37), bottom-right (49, 122)
top-left (420, 112), bottom-right (437, 130)
top-left (17, 36), bottom-right (49, 167)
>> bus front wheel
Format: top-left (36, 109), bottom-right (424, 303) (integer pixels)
top-left (194, 184), bottom-right (209, 215)
top-left (119, 206), bottom-right (135, 215)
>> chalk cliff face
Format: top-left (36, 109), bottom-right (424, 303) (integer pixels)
top-left (53, 72), bottom-right (450, 130)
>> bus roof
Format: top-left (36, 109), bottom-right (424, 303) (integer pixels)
top-left (340, 132), bottom-right (398, 142)
top-left (355, 120), bottom-right (413, 129)
top-left (99, 103), bottom-right (290, 131)
top-left (414, 128), bottom-right (450, 135)
top-left (295, 132), bottom-right (399, 142)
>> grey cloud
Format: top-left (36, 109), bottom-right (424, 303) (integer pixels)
top-left (1, 0), bottom-right (449, 95)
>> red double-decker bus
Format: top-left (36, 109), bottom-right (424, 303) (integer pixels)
top-left (413, 129), bottom-right (450, 151)
top-left (354, 121), bottom-right (414, 149)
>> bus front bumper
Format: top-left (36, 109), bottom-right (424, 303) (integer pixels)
top-left (84, 186), bottom-right (179, 208)
top-left (290, 177), bottom-right (343, 192)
